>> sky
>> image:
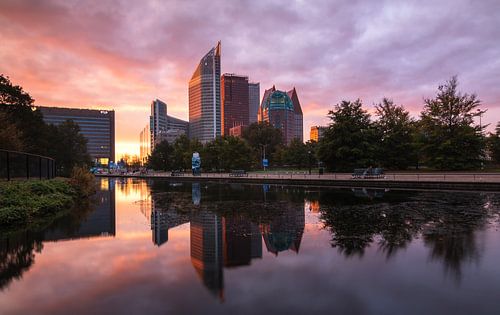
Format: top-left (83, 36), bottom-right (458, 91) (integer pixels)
top-left (1, 0), bottom-right (499, 158)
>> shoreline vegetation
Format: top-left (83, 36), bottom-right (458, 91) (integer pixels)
top-left (0, 167), bottom-right (96, 233)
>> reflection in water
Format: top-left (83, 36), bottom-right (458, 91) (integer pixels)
top-left (0, 179), bottom-right (116, 290)
top-left (1, 179), bottom-right (500, 313)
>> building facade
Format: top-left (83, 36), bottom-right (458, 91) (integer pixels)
top-left (258, 86), bottom-right (303, 144)
top-left (139, 123), bottom-right (151, 165)
top-left (221, 74), bottom-right (249, 136)
top-left (248, 82), bottom-right (260, 124)
top-left (310, 126), bottom-right (327, 142)
top-left (38, 106), bottom-right (115, 165)
top-left (150, 99), bottom-right (168, 148)
top-left (189, 41), bottom-right (221, 142)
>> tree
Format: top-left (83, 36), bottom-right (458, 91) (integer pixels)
top-left (374, 98), bottom-right (416, 169)
top-left (170, 135), bottom-right (203, 170)
top-left (242, 122), bottom-right (283, 165)
top-left (317, 99), bottom-right (378, 171)
top-left (0, 74), bottom-right (47, 154)
top-left (487, 122), bottom-right (500, 164)
top-left (0, 111), bottom-right (23, 151)
top-left (148, 140), bottom-right (173, 171)
top-left (46, 121), bottom-right (91, 176)
top-left (202, 136), bottom-right (253, 171)
top-left (420, 76), bottom-right (485, 170)
top-left (279, 138), bottom-right (309, 168)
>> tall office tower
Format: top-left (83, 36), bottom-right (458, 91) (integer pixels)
top-left (189, 41), bottom-right (221, 142)
top-left (287, 88), bottom-right (304, 142)
top-left (248, 82), bottom-right (260, 124)
top-left (221, 74), bottom-right (249, 136)
top-left (150, 99), bottom-right (168, 148)
top-left (258, 86), bottom-right (304, 144)
top-left (37, 106), bottom-right (115, 164)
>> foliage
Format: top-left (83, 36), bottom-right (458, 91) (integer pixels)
top-left (0, 111), bottom-right (23, 150)
top-left (420, 76), bottom-right (485, 170)
top-left (70, 166), bottom-right (96, 197)
top-left (0, 179), bottom-right (77, 227)
top-left (170, 135), bottom-right (203, 170)
top-left (487, 122), bottom-right (500, 164)
top-left (374, 98), bottom-right (416, 169)
top-left (242, 122), bottom-right (284, 164)
top-left (202, 136), bottom-right (253, 171)
top-left (45, 121), bottom-right (92, 176)
top-left (1, 74), bottom-right (91, 175)
top-left (273, 138), bottom-right (314, 168)
top-left (317, 99), bottom-right (378, 171)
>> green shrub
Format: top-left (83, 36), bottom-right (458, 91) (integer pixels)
top-left (70, 166), bottom-right (96, 197)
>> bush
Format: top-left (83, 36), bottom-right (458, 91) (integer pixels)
top-left (70, 166), bottom-right (96, 197)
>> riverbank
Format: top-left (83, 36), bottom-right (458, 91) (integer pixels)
top-left (0, 179), bottom-right (81, 231)
top-left (97, 172), bottom-right (500, 191)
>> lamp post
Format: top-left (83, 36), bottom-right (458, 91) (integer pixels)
top-left (308, 150), bottom-right (312, 175)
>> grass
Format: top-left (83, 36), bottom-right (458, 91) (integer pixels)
top-left (0, 167), bottom-right (96, 230)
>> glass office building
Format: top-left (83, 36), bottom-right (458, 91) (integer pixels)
top-left (38, 106), bottom-right (115, 165)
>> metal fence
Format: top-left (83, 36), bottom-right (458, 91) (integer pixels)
top-left (0, 149), bottom-right (56, 181)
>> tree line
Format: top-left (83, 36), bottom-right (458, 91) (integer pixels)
top-left (0, 74), bottom-right (90, 175)
top-left (148, 76), bottom-right (500, 172)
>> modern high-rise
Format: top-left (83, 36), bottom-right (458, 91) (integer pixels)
top-left (142, 99), bottom-right (189, 162)
top-left (221, 74), bottom-right (249, 136)
top-left (310, 126), bottom-right (327, 142)
top-left (37, 106), bottom-right (115, 165)
top-left (248, 82), bottom-right (260, 124)
top-left (258, 86), bottom-right (304, 144)
top-left (189, 41), bottom-right (221, 142)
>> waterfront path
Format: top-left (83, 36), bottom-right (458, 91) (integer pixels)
top-left (96, 171), bottom-right (500, 191)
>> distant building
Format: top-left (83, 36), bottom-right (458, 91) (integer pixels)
top-left (189, 41), bottom-right (221, 142)
top-left (221, 74), bottom-right (249, 136)
top-left (139, 123), bottom-right (150, 165)
top-left (258, 86), bottom-right (303, 144)
top-left (37, 106), bottom-right (115, 165)
top-left (310, 126), bottom-right (327, 142)
top-left (248, 82), bottom-right (260, 124)
top-left (143, 99), bottom-right (188, 160)
top-left (229, 125), bottom-right (245, 137)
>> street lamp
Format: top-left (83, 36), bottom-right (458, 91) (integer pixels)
top-left (308, 150), bottom-right (312, 175)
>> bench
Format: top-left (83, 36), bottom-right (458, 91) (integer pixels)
top-left (352, 168), bottom-right (385, 179)
top-left (170, 170), bottom-right (184, 176)
top-left (229, 170), bottom-right (248, 177)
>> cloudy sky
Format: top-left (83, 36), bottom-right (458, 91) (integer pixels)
top-left (1, 0), bottom-right (499, 157)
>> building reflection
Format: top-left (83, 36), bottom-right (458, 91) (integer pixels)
top-left (0, 178), bottom-right (116, 290)
top-left (260, 204), bottom-right (304, 256)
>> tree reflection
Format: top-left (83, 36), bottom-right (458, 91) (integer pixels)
top-left (319, 189), bottom-right (495, 283)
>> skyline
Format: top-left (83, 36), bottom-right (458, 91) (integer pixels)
top-left (1, 0), bottom-right (499, 157)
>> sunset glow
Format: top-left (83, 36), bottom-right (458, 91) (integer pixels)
top-left (1, 0), bottom-right (499, 155)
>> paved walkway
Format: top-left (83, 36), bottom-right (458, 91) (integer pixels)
top-left (102, 171), bottom-right (500, 183)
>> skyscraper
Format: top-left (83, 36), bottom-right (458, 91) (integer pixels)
top-left (150, 99), bottom-right (168, 147)
top-left (189, 41), bottom-right (221, 142)
top-left (221, 74), bottom-right (249, 136)
top-left (258, 86), bottom-right (304, 144)
top-left (248, 82), bottom-right (260, 124)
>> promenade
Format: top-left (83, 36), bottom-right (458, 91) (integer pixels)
top-left (97, 171), bottom-right (500, 191)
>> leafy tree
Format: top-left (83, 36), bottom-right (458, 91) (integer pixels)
top-left (171, 135), bottom-right (203, 170)
top-left (317, 99), bottom-right (378, 171)
top-left (0, 74), bottom-right (47, 154)
top-left (148, 140), bottom-right (173, 171)
top-left (242, 122), bottom-right (283, 164)
top-left (46, 121), bottom-right (91, 176)
top-left (374, 98), bottom-right (416, 169)
top-left (202, 136), bottom-right (253, 171)
top-left (487, 122), bottom-right (500, 164)
top-left (0, 111), bottom-right (23, 150)
top-left (420, 76), bottom-right (485, 170)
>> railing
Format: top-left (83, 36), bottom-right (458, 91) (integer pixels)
top-left (0, 149), bottom-right (56, 181)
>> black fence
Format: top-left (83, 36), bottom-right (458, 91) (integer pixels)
top-left (0, 149), bottom-right (56, 181)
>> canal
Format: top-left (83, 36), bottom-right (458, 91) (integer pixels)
top-left (1, 178), bottom-right (500, 314)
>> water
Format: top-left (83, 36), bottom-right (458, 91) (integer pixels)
top-left (1, 178), bottom-right (500, 315)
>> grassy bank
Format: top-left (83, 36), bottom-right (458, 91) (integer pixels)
top-left (0, 169), bottom-right (95, 230)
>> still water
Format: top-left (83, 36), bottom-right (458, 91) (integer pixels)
top-left (1, 178), bottom-right (500, 315)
